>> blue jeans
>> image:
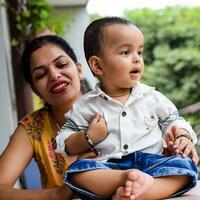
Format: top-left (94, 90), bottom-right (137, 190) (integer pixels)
top-left (64, 151), bottom-right (198, 200)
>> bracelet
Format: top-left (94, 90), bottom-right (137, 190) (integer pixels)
top-left (175, 134), bottom-right (193, 142)
top-left (83, 130), bottom-right (99, 155)
top-left (84, 129), bottom-right (95, 147)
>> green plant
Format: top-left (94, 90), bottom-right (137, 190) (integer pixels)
top-left (3, 0), bottom-right (72, 46)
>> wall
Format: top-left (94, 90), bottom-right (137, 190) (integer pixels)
top-left (0, 0), bottom-right (19, 188)
top-left (0, 1), bottom-right (17, 156)
top-left (64, 7), bottom-right (96, 89)
top-left (54, 4), bottom-right (97, 89)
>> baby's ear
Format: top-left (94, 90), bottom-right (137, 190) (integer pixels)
top-left (88, 56), bottom-right (103, 76)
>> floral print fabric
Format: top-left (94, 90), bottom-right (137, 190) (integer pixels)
top-left (20, 107), bottom-right (69, 188)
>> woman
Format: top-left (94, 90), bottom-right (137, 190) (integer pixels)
top-left (0, 35), bottom-right (124, 200)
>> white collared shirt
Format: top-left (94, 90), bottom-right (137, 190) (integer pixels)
top-left (56, 83), bottom-right (197, 161)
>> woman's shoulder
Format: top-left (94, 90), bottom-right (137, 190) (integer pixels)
top-left (20, 107), bottom-right (49, 124)
top-left (19, 107), bottom-right (50, 139)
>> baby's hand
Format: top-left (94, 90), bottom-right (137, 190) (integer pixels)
top-left (165, 126), bottom-right (199, 165)
top-left (87, 113), bottom-right (108, 145)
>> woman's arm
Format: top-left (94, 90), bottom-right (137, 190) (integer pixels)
top-left (0, 125), bottom-right (73, 200)
top-left (0, 125), bottom-right (33, 187)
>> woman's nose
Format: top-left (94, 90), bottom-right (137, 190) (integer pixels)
top-left (49, 67), bottom-right (61, 82)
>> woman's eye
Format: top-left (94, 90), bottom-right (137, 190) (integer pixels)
top-left (35, 72), bottom-right (47, 80)
top-left (57, 62), bottom-right (68, 68)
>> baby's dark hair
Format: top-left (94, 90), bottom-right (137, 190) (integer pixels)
top-left (84, 16), bottom-right (132, 64)
top-left (21, 35), bottom-right (78, 86)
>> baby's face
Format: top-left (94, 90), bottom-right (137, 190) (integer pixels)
top-left (97, 24), bottom-right (144, 96)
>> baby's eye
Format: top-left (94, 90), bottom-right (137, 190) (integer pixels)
top-left (138, 51), bottom-right (143, 56)
top-left (121, 50), bottom-right (130, 56)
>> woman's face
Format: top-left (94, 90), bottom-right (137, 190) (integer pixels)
top-left (30, 44), bottom-right (82, 108)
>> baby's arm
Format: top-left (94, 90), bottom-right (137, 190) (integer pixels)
top-left (65, 114), bottom-right (108, 155)
top-left (164, 126), bottom-right (199, 164)
top-left (154, 91), bottom-right (199, 164)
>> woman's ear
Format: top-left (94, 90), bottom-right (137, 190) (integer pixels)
top-left (76, 63), bottom-right (83, 79)
top-left (88, 56), bottom-right (103, 76)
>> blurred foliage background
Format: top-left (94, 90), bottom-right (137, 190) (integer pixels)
top-left (91, 6), bottom-right (200, 167)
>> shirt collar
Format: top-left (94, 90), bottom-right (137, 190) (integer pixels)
top-left (130, 82), bottom-right (155, 100)
top-left (87, 82), bottom-right (155, 100)
top-left (86, 82), bottom-right (108, 99)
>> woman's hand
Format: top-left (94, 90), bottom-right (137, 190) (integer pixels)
top-left (53, 184), bottom-right (74, 200)
top-left (77, 149), bottom-right (99, 159)
top-left (164, 126), bottom-right (199, 165)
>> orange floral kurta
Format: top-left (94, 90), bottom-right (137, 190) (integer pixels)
top-left (20, 107), bottom-right (69, 189)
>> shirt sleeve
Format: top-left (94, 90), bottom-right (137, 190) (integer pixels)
top-left (55, 103), bottom-right (89, 156)
top-left (154, 91), bottom-right (197, 144)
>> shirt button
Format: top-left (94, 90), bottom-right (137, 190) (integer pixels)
top-left (122, 111), bottom-right (127, 117)
top-left (123, 144), bottom-right (128, 150)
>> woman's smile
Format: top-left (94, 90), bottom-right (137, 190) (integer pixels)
top-left (50, 80), bottom-right (69, 94)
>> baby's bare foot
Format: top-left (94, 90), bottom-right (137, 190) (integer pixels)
top-left (112, 186), bottom-right (132, 200)
top-left (125, 169), bottom-right (153, 199)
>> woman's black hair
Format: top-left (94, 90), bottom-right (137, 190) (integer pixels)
top-left (21, 35), bottom-right (78, 86)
